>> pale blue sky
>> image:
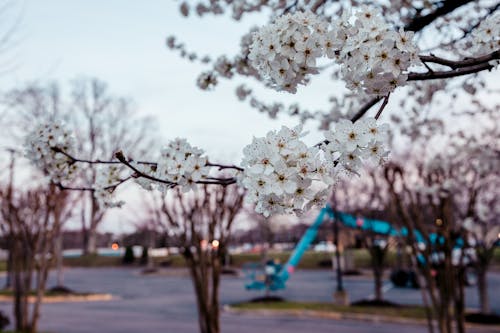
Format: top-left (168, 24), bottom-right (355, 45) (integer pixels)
top-left (1, 0), bottom-right (335, 162)
top-left (0, 1), bottom-right (338, 232)
top-left (4, 1), bottom-right (495, 233)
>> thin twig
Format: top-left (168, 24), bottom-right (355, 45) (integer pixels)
top-left (419, 50), bottom-right (499, 70)
top-left (114, 151), bottom-right (175, 186)
top-left (408, 62), bottom-right (497, 81)
top-left (53, 176), bottom-right (132, 192)
top-left (206, 162), bottom-right (244, 172)
top-left (350, 97), bottom-right (383, 123)
top-left (53, 147), bottom-right (121, 165)
top-left (115, 151), bottom-right (238, 187)
top-left (375, 94), bottom-right (390, 120)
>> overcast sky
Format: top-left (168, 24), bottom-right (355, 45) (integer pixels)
top-left (0, 1), bottom-right (340, 232)
top-left (0, 0), bottom-right (337, 159)
top-left (1, 1), bottom-right (496, 233)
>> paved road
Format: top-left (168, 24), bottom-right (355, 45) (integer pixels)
top-left (0, 268), bottom-right (499, 333)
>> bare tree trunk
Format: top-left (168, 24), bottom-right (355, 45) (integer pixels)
top-left (4, 246), bottom-right (12, 289)
top-left (210, 255), bottom-right (221, 333)
top-left (55, 231), bottom-right (64, 286)
top-left (12, 242), bottom-right (30, 332)
top-left (147, 229), bottom-right (155, 269)
top-left (23, 252), bottom-right (34, 332)
top-left (84, 196), bottom-right (102, 255)
top-left (29, 264), bottom-right (50, 333)
top-left (185, 253), bottom-right (209, 333)
top-left (184, 250), bottom-right (221, 333)
top-left (85, 229), bottom-right (98, 255)
top-left (374, 268), bottom-right (383, 301)
top-left (369, 245), bottom-right (386, 301)
top-left (477, 267), bottom-right (490, 313)
top-left (13, 269), bottom-right (25, 332)
top-left (409, 254), bottom-right (435, 333)
top-left (454, 268), bottom-right (466, 333)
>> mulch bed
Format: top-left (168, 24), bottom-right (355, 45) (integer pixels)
top-left (248, 296), bottom-right (285, 303)
top-left (465, 313), bottom-right (500, 325)
top-left (48, 285), bottom-right (75, 294)
top-left (351, 299), bottom-right (402, 307)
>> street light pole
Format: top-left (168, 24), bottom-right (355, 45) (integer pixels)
top-left (331, 211), bottom-right (349, 305)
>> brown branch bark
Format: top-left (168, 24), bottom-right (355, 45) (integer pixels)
top-left (404, 0), bottom-right (476, 32)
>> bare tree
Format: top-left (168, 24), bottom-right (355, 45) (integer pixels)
top-left (330, 171), bottom-right (392, 302)
top-left (148, 184), bottom-right (244, 333)
top-left (2, 78), bottom-right (156, 255)
top-left (68, 78), bottom-right (155, 254)
top-left (451, 132), bottom-right (500, 315)
top-left (0, 154), bottom-right (71, 333)
top-left (384, 163), bottom-right (469, 333)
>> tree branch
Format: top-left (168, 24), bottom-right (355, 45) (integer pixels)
top-left (404, 0), bottom-right (475, 32)
top-left (206, 162), bottom-right (244, 172)
top-left (408, 62), bottom-right (497, 82)
top-left (375, 94), bottom-right (390, 120)
top-left (419, 50), bottom-right (500, 70)
top-left (346, 51), bottom-right (499, 126)
top-left (350, 97), bottom-right (383, 123)
top-left (114, 151), bottom-right (237, 187)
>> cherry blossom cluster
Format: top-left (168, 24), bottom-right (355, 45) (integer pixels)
top-left (166, 36), bottom-right (211, 64)
top-left (94, 165), bottom-right (125, 208)
top-left (194, 28), bottom-right (260, 91)
top-left (468, 11), bottom-right (500, 59)
top-left (322, 117), bottom-right (390, 174)
top-left (153, 138), bottom-right (211, 192)
top-left (239, 124), bottom-right (333, 216)
top-left (196, 71), bottom-right (218, 90)
top-left (214, 56), bottom-right (234, 78)
top-left (239, 119), bottom-right (389, 216)
top-left (334, 6), bottom-right (420, 96)
top-left (25, 121), bottom-right (78, 183)
top-left (178, 0), bottom-right (284, 21)
top-left (25, 118), bottom-right (391, 218)
top-left (248, 11), bottom-right (331, 93)
top-left (248, 7), bottom-right (420, 95)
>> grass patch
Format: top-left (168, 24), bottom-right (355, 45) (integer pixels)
top-left (230, 251), bottom-right (334, 269)
top-left (493, 248), bottom-right (500, 265)
top-left (0, 247), bottom-right (497, 271)
top-left (232, 301), bottom-right (428, 320)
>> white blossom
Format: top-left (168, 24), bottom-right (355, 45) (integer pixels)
top-left (322, 117), bottom-right (390, 173)
top-left (468, 12), bottom-right (500, 58)
top-left (94, 165), bottom-right (125, 208)
top-left (153, 138), bottom-right (211, 191)
top-left (240, 119), bottom-right (390, 216)
top-left (248, 11), bottom-right (331, 93)
top-left (25, 120), bottom-right (78, 183)
top-left (249, 7), bottom-right (420, 95)
top-left (196, 71), bottom-right (218, 90)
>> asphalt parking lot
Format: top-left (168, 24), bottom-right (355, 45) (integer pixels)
top-left (1, 267), bottom-right (499, 333)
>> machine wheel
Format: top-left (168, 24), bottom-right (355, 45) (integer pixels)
top-left (390, 269), bottom-right (409, 287)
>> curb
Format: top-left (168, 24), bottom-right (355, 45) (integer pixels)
top-left (0, 293), bottom-right (114, 303)
top-left (223, 305), bottom-right (428, 325)
top-left (223, 306), bottom-right (500, 331)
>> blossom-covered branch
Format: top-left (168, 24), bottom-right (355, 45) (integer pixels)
top-left (25, 116), bottom-right (390, 217)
